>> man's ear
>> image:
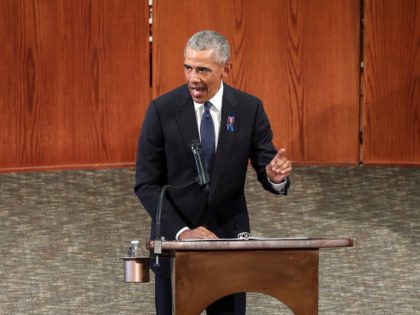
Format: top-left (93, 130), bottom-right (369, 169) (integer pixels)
top-left (223, 62), bottom-right (232, 78)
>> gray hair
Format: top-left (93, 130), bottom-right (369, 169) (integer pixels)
top-left (185, 30), bottom-right (230, 65)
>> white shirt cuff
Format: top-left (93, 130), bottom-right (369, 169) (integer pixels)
top-left (268, 177), bottom-right (287, 193)
top-left (175, 227), bottom-right (190, 240)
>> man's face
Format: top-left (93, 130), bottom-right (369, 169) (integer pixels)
top-left (184, 47), bottom-right (230, 104)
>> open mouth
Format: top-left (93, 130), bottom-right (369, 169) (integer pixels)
top-left (190, 86), bottom-right (206, 99)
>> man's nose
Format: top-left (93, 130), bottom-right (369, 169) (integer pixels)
top-left (189, 70), bottom-right (200, 82)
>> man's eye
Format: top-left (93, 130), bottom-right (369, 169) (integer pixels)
top-left (199, 68), bottom-right (210, 73)
top-left (184, 65), bottom-right (192, 71)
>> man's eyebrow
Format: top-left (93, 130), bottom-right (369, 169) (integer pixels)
top-left (196, 66), bottom-right (210, 71)
top-left (183, 64), bottom-right (211, 72)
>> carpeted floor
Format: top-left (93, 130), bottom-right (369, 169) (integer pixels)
top-left (0, 166), bottom-right (419, 314)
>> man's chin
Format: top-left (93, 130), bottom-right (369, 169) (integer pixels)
top-left (190, 94), bottom-right (207, 104)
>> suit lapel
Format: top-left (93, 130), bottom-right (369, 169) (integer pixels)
top-left (175, 86), bottom-right (200, 155)
top-left (173, 84), bottom-right (238, 192)
top-left (210, 85), bottom-right (238, 191)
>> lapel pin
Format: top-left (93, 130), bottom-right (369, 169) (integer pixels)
top-left (226, 113), bottom-right (235, 132)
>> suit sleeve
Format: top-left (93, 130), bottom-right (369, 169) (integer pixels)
top-left (134, 102), bottom-right (188, 240)
top-left (250, 100), bottom-right (290, 195)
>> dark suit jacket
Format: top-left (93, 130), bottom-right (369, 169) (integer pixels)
top-left (134, 83), bottom-right (288, 240)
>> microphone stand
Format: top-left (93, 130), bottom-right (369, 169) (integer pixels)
top-left (154, 140), bottom-right (210, 267)
top-left (153, 180), bottom-right (194, 267)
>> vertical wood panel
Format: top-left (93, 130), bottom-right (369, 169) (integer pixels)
top-left (153, 0), bottom-right (360, 164)
top-left (363, 0), bottom-right (420, 165)
top-left (0, 0), bottom-right (149, 171)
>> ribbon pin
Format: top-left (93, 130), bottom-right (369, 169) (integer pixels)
top-left (226, 113), bottom-right (235, 132)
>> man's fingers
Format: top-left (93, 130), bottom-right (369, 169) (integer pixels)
top-left (279, 164), bottom-right (292, 175)
top-left (272, 161), bottom-right (292, 174)
top-left (266, 148), bottom-right (293, 183)
top-left (270, 154), bottom-right (292, 173)
top-left (270, 148), bottom-right (287, 166)
top-left (275, 148), bottom-right (287, 159)
top-left (196, 226), bottom-right (218, 238)
top-left (181, 226), bottom-right (218, 240)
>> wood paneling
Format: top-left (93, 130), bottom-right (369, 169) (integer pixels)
top-left (0, 0), bottom-right (149, 171)
top-left (363, 0), bottom-right (420, 165)
top-left (153, 0), bottom-right (360, 164)
top-left (2, 0), bottom-right (418, 171)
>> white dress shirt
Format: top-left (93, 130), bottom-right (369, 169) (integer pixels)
top-left (193, 81), bottom-right (224, 150)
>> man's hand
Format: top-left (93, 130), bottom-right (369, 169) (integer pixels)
top-left (179, 226), bottom-right (218, 241)
top-left (265, 148), bottom-right (292, 184)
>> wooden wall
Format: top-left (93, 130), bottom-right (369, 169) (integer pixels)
top-left (0, 0), bottom-right (418, 171)
top-left (363, 0), bottom-right (420, 165)
top-left (0, 0), bottom-right (150, 171)
top-left (153, 0), bottom-right (360, 164)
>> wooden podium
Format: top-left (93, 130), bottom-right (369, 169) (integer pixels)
top-left (147, 238), bottom-right (352, 315)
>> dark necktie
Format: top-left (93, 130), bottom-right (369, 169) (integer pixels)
top-left (200, 101), bottom-right (215, 175)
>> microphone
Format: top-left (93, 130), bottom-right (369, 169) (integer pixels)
top-left (190, 139), bottom-right (210, 190)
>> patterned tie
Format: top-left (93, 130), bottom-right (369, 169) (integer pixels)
top-left (200, 101), bottom-right (215, 175)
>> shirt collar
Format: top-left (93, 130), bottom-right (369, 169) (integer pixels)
top-left (193, 81), bottom-right (224, 112)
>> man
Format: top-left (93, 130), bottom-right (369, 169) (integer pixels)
top-left (135, 30), bottom-right (292, 315)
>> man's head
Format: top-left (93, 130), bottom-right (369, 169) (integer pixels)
top-left (184, 30), bottom-right (231, 103)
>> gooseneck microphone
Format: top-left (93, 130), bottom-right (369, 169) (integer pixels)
top-left (190, 139), bottom-right (210, 190)
top-left (154, 139), bottom-right (210, 267)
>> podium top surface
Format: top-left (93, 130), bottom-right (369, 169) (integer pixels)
top-left (146, 238), bottom-right (353, 252)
